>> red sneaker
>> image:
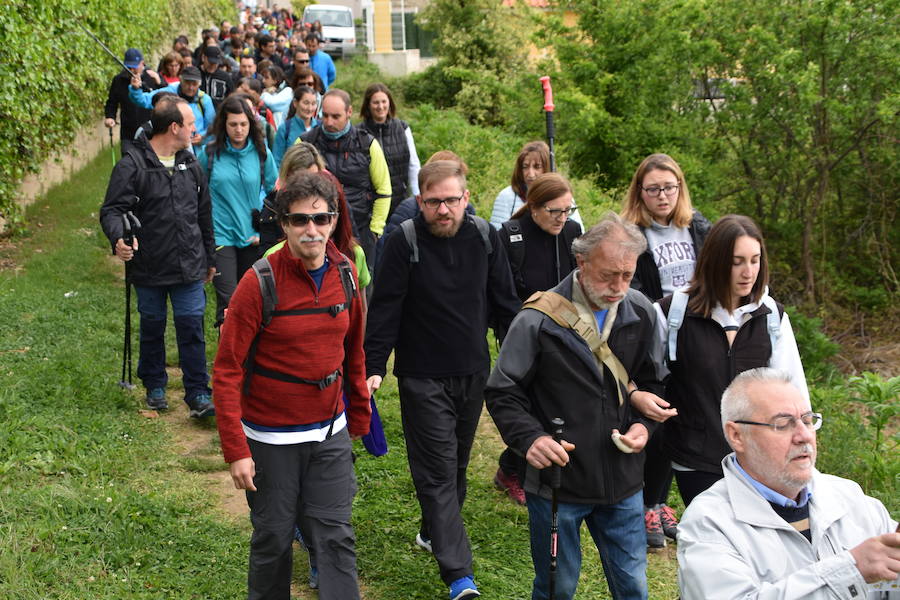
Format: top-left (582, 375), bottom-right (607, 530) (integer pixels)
top-left (644, 507), bottom-right (666, 549)
top-left (493, 468), bottom-right (526, 505)
top-left (658, 503), bottom-right (679, 540)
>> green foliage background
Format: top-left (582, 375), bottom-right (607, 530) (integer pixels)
top-left (0, 0), bottom-right (232, 229)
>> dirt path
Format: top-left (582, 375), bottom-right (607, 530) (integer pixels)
top-left (137, 366), bottom-right (368, 599)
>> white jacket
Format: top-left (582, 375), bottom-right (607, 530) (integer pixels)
top-left (678, 454), bottom-right (898, 599)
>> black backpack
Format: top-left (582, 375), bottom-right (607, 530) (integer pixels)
top-left (399, 214), bottom-right (492, 263)
top-left (241, 255), bottom-right (358, 396)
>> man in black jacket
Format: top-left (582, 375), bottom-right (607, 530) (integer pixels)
top-left (365, 160), bottom-right (520, 600)
top-left (485, 212), bottom-right (669, 600)
top-left (104, 48), bottom-right (163, 154)
top-left (100, 96), bottom-right (216, 419)
top-left (200, 46), bottom-right (234, 108)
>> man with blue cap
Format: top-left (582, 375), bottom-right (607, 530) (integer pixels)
top-left (104, 48), bottom-right (164, 153)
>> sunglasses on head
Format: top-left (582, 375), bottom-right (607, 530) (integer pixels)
top-left (284, 212), bottom-right (336, 226)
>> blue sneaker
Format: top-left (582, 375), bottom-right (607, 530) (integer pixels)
top-left (449, 576), bottom-right (480, 600)
top-left (145, 387), bottom-right (168, 411)
top-left (187, 394), bottom-right (215, 418)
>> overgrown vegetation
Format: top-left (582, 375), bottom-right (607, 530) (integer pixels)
top-left (0, 0), bottom-right (232, 232)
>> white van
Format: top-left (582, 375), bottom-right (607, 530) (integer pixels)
top-left (302, 4), bottom-right (357, 57)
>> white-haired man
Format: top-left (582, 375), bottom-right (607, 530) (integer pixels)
top-left (678, 367), bottom-right (899, 599)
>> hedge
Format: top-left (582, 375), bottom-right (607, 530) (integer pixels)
top-left (0, 0), bottom-right (233, 230)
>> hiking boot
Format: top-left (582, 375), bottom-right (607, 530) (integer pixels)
top-left (187, 394), bottom-right (215, 419)
top-left (308, 565), bottom-right (318, 590)
top-left (644, 506), bottom-right (666, 549)
top-left (493, 467), bottom-right (526, 505)
top-left (449, 576), bottom-right (480, 600)
top-left (658, 503), bottom-right (679, 540)
top-left (145, 387), bottom-right (168, 411)
top-left (415, 532), bottom-right (433, 553)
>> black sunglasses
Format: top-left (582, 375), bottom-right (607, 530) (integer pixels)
top-left (284, 212), bottom-right (336, 227)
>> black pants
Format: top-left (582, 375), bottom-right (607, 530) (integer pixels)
top-left (642, 426), bottom-right (673, 507)
top-left (673, 469), bottom-right (723, 507)
top-left (398, 370), bottom-right (487, 585)
top-left (498, 446), bottom-right (526, 482)
top-left (246, 430), bottom-right (360, 600)
top-left (213, 245), bottom-right (260, 326)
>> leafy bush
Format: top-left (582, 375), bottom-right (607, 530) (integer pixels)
top-left (786, 306), bottom-right (840, 384)
top-left (0, 0), bottom-right (232, 230)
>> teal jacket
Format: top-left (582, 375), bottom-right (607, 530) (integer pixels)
top-left (197, 139), bottom-right (278, 248)
top-left (128, 83), bottom-right (216, 140)
top-left (273, 115), bottom-right (319, 167)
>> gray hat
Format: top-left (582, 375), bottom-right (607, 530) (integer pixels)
top-left (180, 66), bottom-right (202, 82)
top-left (204, 46), bottom-right (224, 64)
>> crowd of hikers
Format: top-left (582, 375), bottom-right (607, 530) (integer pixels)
top-left (97, 5), bottom-right (900, 600)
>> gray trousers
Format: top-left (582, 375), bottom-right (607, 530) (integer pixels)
top-left (398, 370), bottom-right (487, 584)
top-left (246, 429), bottom-right (360, 600)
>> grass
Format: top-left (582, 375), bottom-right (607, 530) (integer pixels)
top-left (1, 56), bottom-right (894, 600)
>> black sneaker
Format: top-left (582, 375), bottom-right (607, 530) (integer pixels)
top-left (145, 387), bottom-right (168, 411)
top-left (644, 506), bottom-right (666, 549)
top-left (187, 394), bottom-right (215, 418)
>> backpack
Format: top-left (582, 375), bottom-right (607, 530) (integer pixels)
top-left (241, 254), bottom-right (358, 396)
top-left (124, 147), bottom-right (204, 203)
top-left (503, 218), bottom-right (579, 295)
top-left (399, 214), bottom-right (492, 263)
top-left (665, 290), bottom-right (782, 361)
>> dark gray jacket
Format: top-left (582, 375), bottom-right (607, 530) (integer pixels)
top-left (485, 274), bottom-right (668, 504)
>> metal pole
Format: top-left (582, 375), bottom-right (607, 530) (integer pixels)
top-left (540, 76), bottom-right (556, 172)
top-left (549, 417), bottom-right (565, 600)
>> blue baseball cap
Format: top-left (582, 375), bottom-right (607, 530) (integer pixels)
top-left (123, 48), bottom-right (143, 69)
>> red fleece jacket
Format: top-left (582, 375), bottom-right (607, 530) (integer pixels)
top-left (214, 241), bottom-right (370, 463)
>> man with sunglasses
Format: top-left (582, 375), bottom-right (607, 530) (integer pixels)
top-left (365, 159), bottom-right (520, 599)
top-left (214, 172), bottom-right (370, 600)
top-left (678, 367), bottom-right (900, 599)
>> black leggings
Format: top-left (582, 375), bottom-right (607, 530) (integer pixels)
top-left (642, 426), bottom-right (673, 507)
top-left (673, 469), bottom-right (723, 507)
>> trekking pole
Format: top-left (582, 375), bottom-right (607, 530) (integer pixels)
top-left (549, 417), bottom-right (565, 600)
top-left (75, 22), bottom-right (131, 72)
top-left (109, 125), bottom-right (116, 170)
top-left (118, 213), bottom-right (139, 390)
top-left (539, 76), bottom-right (556, 172)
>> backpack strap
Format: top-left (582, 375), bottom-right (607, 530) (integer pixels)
top-left (523, 290), bottom-right (629, 406)
top-left (205, 141), bottom-right (216, 177)
top-left (401, 219), bottom-right (418, 263)
top-left (469, 214), bottom-right (492, 255)
top-left (124, 148), bottom-right (147, 203)
top-left (761, 295), bottom-right (782, 351)
top-left (667, 290), bottom-right (689, 361)
top-left (504, 219), bottom-right (526, 291)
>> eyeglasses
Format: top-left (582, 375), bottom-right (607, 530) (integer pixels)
top-left (642, 184), bottom-right (680, 197)
top-left (734, 412), bottom-right (823, 433)
top-left (296, 59), bottom-right (309, 64)
top-left (544, 205), bottom-right (578, 219)
top-left (421, 195), bottom-right (463, 209)
top-left (284, 212), bottom-right (336, 227)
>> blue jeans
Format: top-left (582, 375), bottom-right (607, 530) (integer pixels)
top-left (527, 489), bottom-right (647, 600)
top-left (134, 280), bottom-right (211, 401)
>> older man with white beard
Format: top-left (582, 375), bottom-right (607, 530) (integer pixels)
top-left (678, 367), bottom-right (900, 599)
top-left (486, 211), bottom-right (670, 600)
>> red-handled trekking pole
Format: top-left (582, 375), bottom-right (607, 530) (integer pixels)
top-left (549, 417), bottom-right (565, 600)
top-left (540, 76), bottom-right (556, 172)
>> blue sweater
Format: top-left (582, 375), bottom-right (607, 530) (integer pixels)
top-left (273, 116), bottom-right (320, 167)
top-left (309, 51), bottom-right (336, 89)
top-left (128, 83), bottom-right (216, 139)
top-left (197, 139), bottom-right (278, 247)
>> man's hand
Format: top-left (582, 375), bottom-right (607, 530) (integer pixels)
top-left (114, 237), bottom-right (138, 262)
top-left (229, 457), bottom-right (257, 491)
top-left (130, 73), bottom-right (141, 89)
top-left (205, 266), bottom-right (217, 283)
top-left (366, 375), bottom-right (382, 397)
top-left (612, 423), bottom-right (649, 453)
top-left (630, 390), bottom-right (677, 423)
top-left (145, 69), bottom-right (161, 84)
top-left (849, 532), bottom-right (900, 583)
top-left (526, 435), bottom-right (575, 469)
top-left (190, 132), bottom-right (203, 145)
top-left (104, 118), bottom-right (116, 129)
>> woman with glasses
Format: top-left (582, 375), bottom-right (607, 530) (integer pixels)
top-left (358, 83), bottom-right (421, 217)
top-left (621, 153), bottom-right (711, 547)
top-left (159, 51), bottom-right (183, 84)
top-left (492, 173), bottom-right (583, 506)
top-left (653, 214), bottom-right (808, 510)
top-left (489, 141), bottom-right (584, 230)
top-left (198, 94), bottom-right (278, 329)
top-left (273, 86), bottom-right (320, 167)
